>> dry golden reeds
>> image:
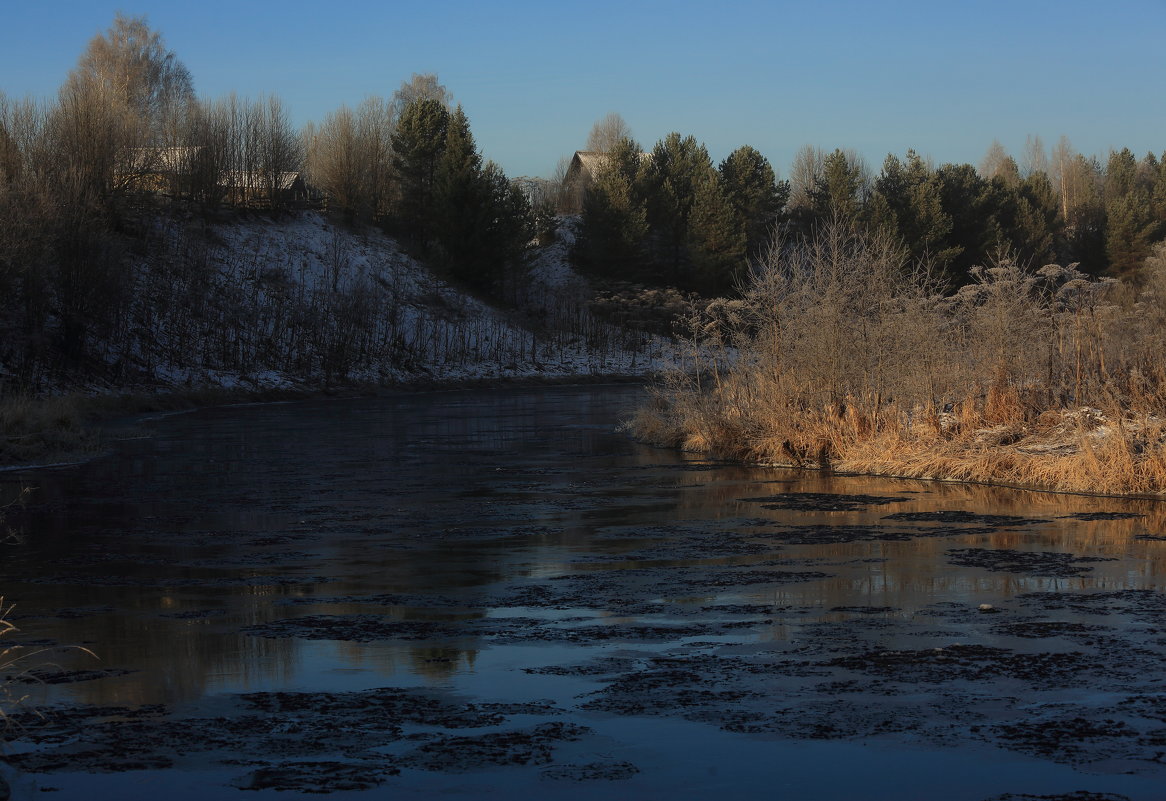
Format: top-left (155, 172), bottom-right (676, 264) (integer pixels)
top-left (632, 224), bottom-right (1166, 496)
top-left (0, 598), bottom-right (31, 729)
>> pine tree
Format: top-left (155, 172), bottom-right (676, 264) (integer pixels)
top-left (688, 172), bottom-right (746, 294)
top-left (718, 145), bottom-right (787, 257)
top-left (573, 152), bottom-right (648, 279)
top-left (642, 133), bottom-right (714, 275)
top-left (808, 149), bottom-right (866, 221)
top-left (432, 105), bottom-right (485, 283)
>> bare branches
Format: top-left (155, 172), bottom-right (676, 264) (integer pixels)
top-left (585, 112), bottom-right (633, 154)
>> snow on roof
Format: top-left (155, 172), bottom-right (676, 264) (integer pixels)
top-left (220, 171), bottom-right (303, 190)
top-left (120, 146), bottom-right (203, 174)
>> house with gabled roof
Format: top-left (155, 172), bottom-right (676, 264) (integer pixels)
top-left (562, 150), bottom-right (651, 213)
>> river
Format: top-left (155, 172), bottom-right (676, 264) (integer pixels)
top-left (1, 384), bottom-right (1165, 800)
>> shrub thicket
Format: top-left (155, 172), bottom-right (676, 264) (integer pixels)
top-left (632, 228), bottom-right (1166, 495)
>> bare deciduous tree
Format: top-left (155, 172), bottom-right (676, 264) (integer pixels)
top-left (304, 105), bottom-right (361, 217)
top-left (979, 139), bottom-right (1019, 186)
top-left (67, 13), bottom-right (193, 129)
top-left (788, 145), bottom-right (825, 209)
top-left (392, 73), bottom-right (451, 118)
top-left (304, 96), bottom-right (396, 221)
top-left (1021, 134), bottom-right (1048, 179)
top-left (1050, 135), bottom-right (1077, 222)
top-left (253, 95), bottom-right (301, 210)
top-left (355, 96), bottom-right (395, 219)
top-left (585, 112), bottom-right (632, 154)
top-left (57, 12), bottom-right (195, 194)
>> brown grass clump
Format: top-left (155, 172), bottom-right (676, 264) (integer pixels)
top-left (632, 226), bottom-right (1166, 496)
top-left (0, 393), bottom-right (101, 466)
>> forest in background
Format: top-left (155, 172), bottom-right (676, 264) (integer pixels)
top-left (4, 15), bottom-right (1165, 382)
top-left (572, 122), bottom-right (1166, 296)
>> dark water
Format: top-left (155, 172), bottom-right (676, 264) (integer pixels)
top-left (2, 385), bottom-right (1165, 800)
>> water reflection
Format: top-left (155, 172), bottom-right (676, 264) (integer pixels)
top-left (0, 384), bottom-right (1164, 714)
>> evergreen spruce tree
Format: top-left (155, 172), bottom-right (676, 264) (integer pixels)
top-left (868, 154), bottom-right (907, 237)
top-left (1014, 172), bottom-right (1062, 265)
top-left (432, 107), bottom-right (532, 293)
top-left (1061, 154), bottom-right (1107, 273)
top-left (477, 162), bottom-right (535, 295)
top-left (932, 164), bottom-right (1009, 282)
top-left (433, 105), bottom-right (484, 281)
top-left (1106, 190), bottom-right (1159, 276)
top-left (1105, 148), bottom-right (1138, 199)
top-left (869, 151), bottom-right (959, 274)
top-left (1103, 148), bottom-right (1160, 275)
top-left (1153, 152), bottom-right (1166, 229)
top-left (390, 98), bottom-right (450, 243)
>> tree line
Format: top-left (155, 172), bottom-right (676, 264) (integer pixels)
top-left (571, 128), bottom-right (786, 296)
top-left (0, 14), bottom-right (535, 381)
top-left (570, 118), bottom-right (1166, 294)
top-left (2, 14), bottom-right (1164, 386)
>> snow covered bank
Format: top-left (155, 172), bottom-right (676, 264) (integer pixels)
top-left (22, 212), bottom-right (690, 394)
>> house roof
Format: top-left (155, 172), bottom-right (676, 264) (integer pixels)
top-left (565, 150), bottom-right (651, 185)
top-left (120, 146), bottom-right (203, 174)
top-left (220, 171), bottom-right (304, 190)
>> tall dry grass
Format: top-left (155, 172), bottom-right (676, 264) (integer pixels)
top-left (633, 230), bottom-right (1166, 495)
top-left (0, 598), bottom-right (33, 731)
top-left (0, 393), bottom-right (101, 466)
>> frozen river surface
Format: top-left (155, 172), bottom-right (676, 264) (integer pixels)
top-left (2, 384), bottom-right (1166, 800)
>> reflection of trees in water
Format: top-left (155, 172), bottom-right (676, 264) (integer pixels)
top-left (330, 641), bottom-right (478, 682)
top-left (660, 465), bottom-right (1166, 568)
top-left (30, 590), bottom-right (301, 709)
top-left (5, 385), bottom-right (1164, 719)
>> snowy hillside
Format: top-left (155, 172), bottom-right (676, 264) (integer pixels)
top-left (106, 212), bottom-right (681, 391)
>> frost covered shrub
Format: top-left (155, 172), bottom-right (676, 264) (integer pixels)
top-left (633, 221), bottom-right (1166, 494)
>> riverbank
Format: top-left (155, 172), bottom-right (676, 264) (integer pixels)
top-left (630, 382), bottom-right (1166, 498)
top-left (629, 226), bottom-right (1166, 498)
top-left (0, 210), bottom-right (681, 469)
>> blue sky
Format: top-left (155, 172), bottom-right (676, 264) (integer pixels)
top-left (2, 0), bottom-right (1163, 180)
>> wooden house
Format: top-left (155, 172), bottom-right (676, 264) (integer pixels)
top-left (562, 150), bottom-right (651, 213)
top-left (116, 146), bottom-right (203, 196)
top-left (219, 171), bottom-right (316, 208)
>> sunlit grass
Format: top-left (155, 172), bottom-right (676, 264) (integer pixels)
top-left (0, 598), bottom-right (34, 731)
top-left (633, 227), bottom-right (1166, 496)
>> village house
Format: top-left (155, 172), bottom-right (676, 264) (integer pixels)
top-left (562, 150), bottom-right (652, 213)
top-left (116, 146), bottom-right (204, 196)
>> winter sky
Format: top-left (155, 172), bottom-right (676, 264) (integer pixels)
top-left (2, 0), bottom-right (1164, 181)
